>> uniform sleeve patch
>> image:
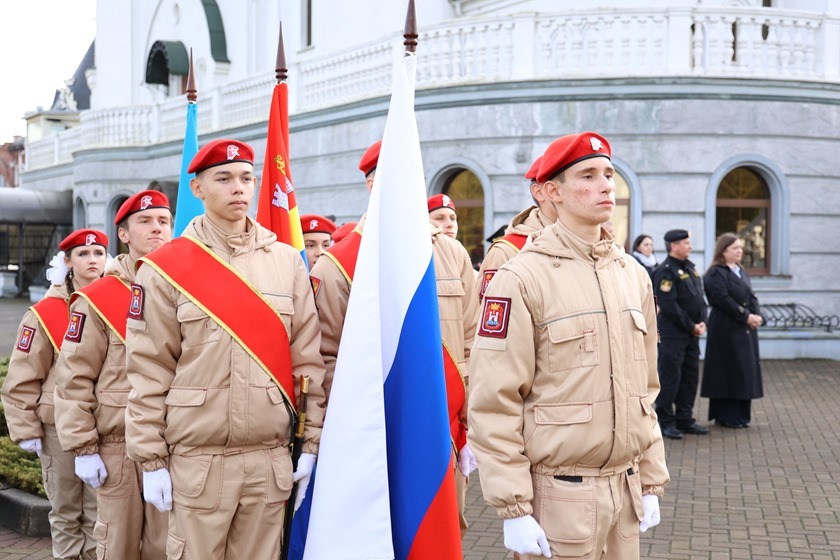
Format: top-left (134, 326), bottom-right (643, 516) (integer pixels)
top-left (310, 276), bottom-right (322, 299)
top-left (480, 270), bottom-right (497, 298)
top-left (659, 279), bottom-right (673, 293)
top-left (64, 312), bottom-right (86, 342)
top-left (128, 284), bottom-right (144, 319)
top-left (16, 326), bottom-right (36, 353)
top-left (478, 297), bottom-right (511, 339)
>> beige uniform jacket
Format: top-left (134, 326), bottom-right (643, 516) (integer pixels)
top-left (124, 216), bottom-right (327, 472)
top-left (468, 220), bottom-right (669, 519)
top-left (54, 254), bottom-right (136, 455)
top-left (2, 284), bottom-right (68, 441)
top-left (310, 223), bottom-right (478, 400)
top-left (477, 206), bottom-right (554, 299)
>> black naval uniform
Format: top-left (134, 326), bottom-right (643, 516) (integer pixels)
top-left (653, 255), bottom-right (708, 432)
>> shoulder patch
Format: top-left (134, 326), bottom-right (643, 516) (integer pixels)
top-left (65, 312), bottom-right (86, 342)
top-left (128, 284), bottom-right (144, 319)
top-left (478, 297), bottom-right (511, 339)
top-left (310, 276), bottom-right (322, 299)
top-left (480, 270), bottom-right (497, 298)
top-left (16, 326), bottom-right (36, 353)
top-left (659, 279), bottom-right (673, 293)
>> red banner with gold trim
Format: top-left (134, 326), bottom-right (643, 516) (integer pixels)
top-left (71, 276), bottom-right (131, 343)
top-left (30, 297), bottom-right (68, 353)
top-left (139, 236), bottom-right (297, 410)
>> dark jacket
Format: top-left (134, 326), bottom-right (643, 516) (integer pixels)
top-left (700, 265), bottom-right (763, 400)
top-left (653, 256), bottom-right (707, 338)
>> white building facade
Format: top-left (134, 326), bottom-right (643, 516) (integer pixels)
top-left (21, 0), bottom-right (840, 356)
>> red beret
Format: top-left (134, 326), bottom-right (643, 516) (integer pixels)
top-left (59, 229), bottom-right (108, 252)
top-left (114, 190), bottom-right (171, 225)
top-left (358, 140), bottom-right (382, 176)
top-left (300, 214), bottom-right (338, 235)
top-left (525, 156), bottom-right (543, 181)
top-left (427, 194), bottom-right (456, 213)
top-left (536, 132), bottom-right (611, 183)
top-left (332, 222), bottom-right (357, 243)
top-left (188, 139), bottom-right (254, 174)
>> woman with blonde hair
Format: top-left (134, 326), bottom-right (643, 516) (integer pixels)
top-left (700, 232), bottom-right (764, 429)
top-left (1, 229), bottom-right (108, 560)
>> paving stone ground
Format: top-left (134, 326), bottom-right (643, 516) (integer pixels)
top-left (1, 297), bottom-right (838, 558)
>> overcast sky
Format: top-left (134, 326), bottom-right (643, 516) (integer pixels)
top-left (0, 0), bottom-right (96, 141)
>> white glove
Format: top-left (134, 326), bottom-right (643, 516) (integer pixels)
top-left (503, 515), bottom-right (551, 557)
top-left (75, 453), bottom-right (108, 488)
top-left (143, 468), bottom-right (173, 512)
top-left (18, 438), bottom-right (42, 457)
top-left (639, 494), bottom-right (661, 532)
top-left (292, 453), bottom-right (316, 512)
top-left (457, 443), bottom-right (477, 477)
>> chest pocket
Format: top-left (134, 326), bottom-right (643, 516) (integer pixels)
top-left (177, 302), bottom-right (221, 347)
top-left (263, 293), bottom-right (295, 332)
top-left (626, 308), bottom-right (649, 362)
top-left (107, 330), bottom-right (126, 368)
top-left (682, 275), bottom-right (698, 296)
top-left (546, 314), bottom-right (600, 372)
top-left (436, 278), bottom-right (465, 321)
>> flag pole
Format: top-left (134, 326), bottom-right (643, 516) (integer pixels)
top-left (404, 0), bottom-right (417, 54)
top-left (173, 48), bottom-right (201, 236)
top-left (275, 21), bottom-right (299, 560)
top-left (186, 48), bottom-right (197, 102)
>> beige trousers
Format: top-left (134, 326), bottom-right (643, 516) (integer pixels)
top-left (523, 470), bottom-right (643, 560)
top-left (94, 441), bottom-right (168, 560)
top-left (41, 423), bottom-right (98, 559)
top-left (164, 447), bottom-right (293, 560)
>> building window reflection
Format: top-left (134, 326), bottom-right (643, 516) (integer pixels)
top-left (612, 172), bottom-right (631, 248)
top-left (443, 169), bottom-right (484, 267)
top-left (716, 167), bottom-right (770, 276)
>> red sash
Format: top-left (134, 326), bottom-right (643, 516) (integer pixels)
top-left (322, 230), bottom-right (362, 284)
top-left (327, 230), bottom-right (467, 449)
top-left (443, 343), bottom-right (467, 451)
top-left (495, 233), bottom-right (528, 253)
top-left (30, 297), bottom-right (69, 353)
top-left (71, 276), bottom-right (131, 343)
top-left (140, 236), bottom-right (297, 410)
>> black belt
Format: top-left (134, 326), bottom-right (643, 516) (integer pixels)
top-left (554, 468), bottom-right (635, 483)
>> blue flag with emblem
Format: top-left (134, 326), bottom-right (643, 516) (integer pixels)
top-left (173, 101), bottom-right (200, 236)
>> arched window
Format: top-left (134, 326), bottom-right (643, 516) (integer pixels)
top-left (73, 197), bottom-right (87, 229)
top-left (612, 172), bottom-right (631, 248)
top-left (442, 169), bottom-right (484, 267)
top-left (716, 167), bottom-right (770, 276)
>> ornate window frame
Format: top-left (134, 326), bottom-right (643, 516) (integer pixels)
top-left (705, 154), bottom-right (790, 279)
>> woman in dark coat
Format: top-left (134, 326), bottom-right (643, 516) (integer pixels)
top-left (701, 233), bottom-right (764, 428)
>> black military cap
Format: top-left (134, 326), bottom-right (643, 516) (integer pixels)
top-left (664, 229), bottom-right (690, 243)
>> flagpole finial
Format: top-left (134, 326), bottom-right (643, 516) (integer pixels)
top-left (186, 47), bottom-right (197, 103)
top-left (276, 21), bottom-right (288, 83)
top-left (404, 0), bottom-right (418, 53)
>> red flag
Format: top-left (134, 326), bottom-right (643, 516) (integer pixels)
top-left (257, 83), bottom-right (305, 255)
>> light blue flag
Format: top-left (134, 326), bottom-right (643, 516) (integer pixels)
top-left (173, 102), bottom-right (200, 236)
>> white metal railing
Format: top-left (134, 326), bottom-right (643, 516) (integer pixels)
top-left (23, 6), bottom-right (839, 171)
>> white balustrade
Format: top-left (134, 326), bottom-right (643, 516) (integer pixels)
top-left (22, 6), bottom-right (838, 172)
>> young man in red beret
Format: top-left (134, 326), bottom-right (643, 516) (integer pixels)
top-left (123, 139), bottom-right (326, 559)
top-left (428, 194), bottom-right (458, 239)
top-left (53, 190), bottom-right (172, 559)
top-left (477, 155), bottom-right (559, 300)
top-left (300, 214), bottom-right (337, 270)
top-left (469, 132), bottom-right (669, 559)
top-left (310, 140), bottom-right (479, 535)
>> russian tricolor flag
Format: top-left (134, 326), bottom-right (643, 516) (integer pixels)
top-left (303, 52), bottom-right (462, 560)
